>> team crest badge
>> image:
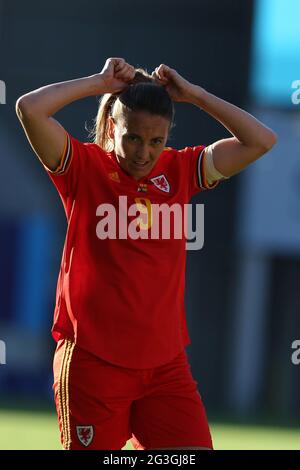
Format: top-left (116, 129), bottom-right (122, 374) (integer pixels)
top-left (150, 174), bottom-right (170, 193)
top-left (76, 425), bottom-right (94, 447)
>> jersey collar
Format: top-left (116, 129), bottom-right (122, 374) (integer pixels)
top-left (109, 150), bottom-right (163, 183)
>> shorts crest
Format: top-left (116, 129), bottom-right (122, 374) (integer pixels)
top-left (76, 425), bottom-right (94, 447)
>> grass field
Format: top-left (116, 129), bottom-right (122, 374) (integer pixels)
top-left (0, 409), bottom-right (300, 450)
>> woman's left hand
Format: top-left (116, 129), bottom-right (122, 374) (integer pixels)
top-left (151, 64), bottom-right (196, 102)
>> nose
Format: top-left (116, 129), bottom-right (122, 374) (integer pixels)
top-left (136, 144), bottom-right (150, 161)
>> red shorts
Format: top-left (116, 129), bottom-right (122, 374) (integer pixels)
top-left (53, 338), bottom-right (213, 450)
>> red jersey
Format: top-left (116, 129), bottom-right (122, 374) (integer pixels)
top-left (45, 132), bottom-right (219, 368)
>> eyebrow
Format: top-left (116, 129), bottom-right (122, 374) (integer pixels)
top-left (126, 132), bottom-right (164, 140)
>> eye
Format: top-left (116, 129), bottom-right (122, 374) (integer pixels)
top-left (127, 135), bottom-right (139, 142)
top-left (152, 139), bottom-right (163, 145)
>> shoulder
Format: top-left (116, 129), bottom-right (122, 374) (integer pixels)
top-left (69, 135), bottom-right (109, 163)
top-left (161, 144), bottom-right (206, 162)
top-left (70, 136), bottom-right (106, 154)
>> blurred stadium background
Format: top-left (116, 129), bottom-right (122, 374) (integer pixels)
top-left (1, 0), bottom-right (300, 450)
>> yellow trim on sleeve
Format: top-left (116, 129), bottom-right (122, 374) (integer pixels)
top-left (45, 132), bottom-right (72, 175)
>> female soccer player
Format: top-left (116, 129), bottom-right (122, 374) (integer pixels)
top-left (16, 57), bottom-right (277, 450)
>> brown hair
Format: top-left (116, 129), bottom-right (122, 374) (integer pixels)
top-left (88, 68), bottom-right (175, 151)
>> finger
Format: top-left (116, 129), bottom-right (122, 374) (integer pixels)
top-left (123, 65), bottom-right (136, 81)
top-left (115, 63), bottom-right (133, 79)
top-left (152, 74), bottom-right (163, 85)
top-left (157, 64), bottom-right (171, 80)
top-left (115, 64), bottom-right (129, 79)
top-left (113, 58), bottom-right (126, 72)
top-left (153, 68), bottom-right (168, 83)
top-left (121, 69), bottom-right (135, 82)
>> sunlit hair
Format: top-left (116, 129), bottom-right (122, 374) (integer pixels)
top-left (88, 68), bottom-right (175, 151)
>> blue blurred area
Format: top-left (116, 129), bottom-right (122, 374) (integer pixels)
top-left (0, 215), bottom-right (61, 400)
top-left (251, 0), bottom-right (300, 106)
top-left (13, 215), bottom-right (55, 331)
top-left (0, 220), bottom-right (17, 323)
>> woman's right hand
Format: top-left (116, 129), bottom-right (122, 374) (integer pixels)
top-left (93, 58), bottom-right (136, 94)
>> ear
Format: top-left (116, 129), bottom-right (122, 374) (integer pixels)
top-left (107, 116), bottom-right (115, 140)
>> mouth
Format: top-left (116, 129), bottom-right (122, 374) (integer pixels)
top-left (132, 160), bottom-right (150, 169)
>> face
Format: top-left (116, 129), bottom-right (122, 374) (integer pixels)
top-left (108, 109), bottom-right (170, 181)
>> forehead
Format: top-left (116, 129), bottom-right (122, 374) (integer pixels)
top-left (118, 109), bottom-right (170, 135)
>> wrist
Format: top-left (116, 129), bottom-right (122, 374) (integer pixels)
top-left (86, 74), bottom-right (108, 96)
top-left (185, 84), bottom-right (208, 106)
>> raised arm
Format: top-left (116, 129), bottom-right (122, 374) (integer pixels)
top-left (152, 64), bottom-right (278, 178)
top-left (184, 87), bottom-right (277, 177)
top-left (15, 58), bottom-right (136, 171)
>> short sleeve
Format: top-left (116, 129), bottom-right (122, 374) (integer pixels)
top-left (43, 131), bottom-right (85, 199)
top-left (178, 145), bottom-right (219, 198)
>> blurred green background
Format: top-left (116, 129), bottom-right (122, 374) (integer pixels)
top-left (1, 405), bottom-right (299, 450)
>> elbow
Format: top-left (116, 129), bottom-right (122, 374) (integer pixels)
top-left (261, 131), bottom-right (278, 152)
top-left (15, 96), bottom-right (27, 119)
top-left (15, 95), bottom-right (35, 121)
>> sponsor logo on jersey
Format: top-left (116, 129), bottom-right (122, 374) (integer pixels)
top-left (137, 183), bottom-right (148, 193)
top-left (150, 174), bottom-right (170, 193)
top-left (76, 425), bottom-right (94, 447)
top-left (108, 171), bottom-right (120, 182)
